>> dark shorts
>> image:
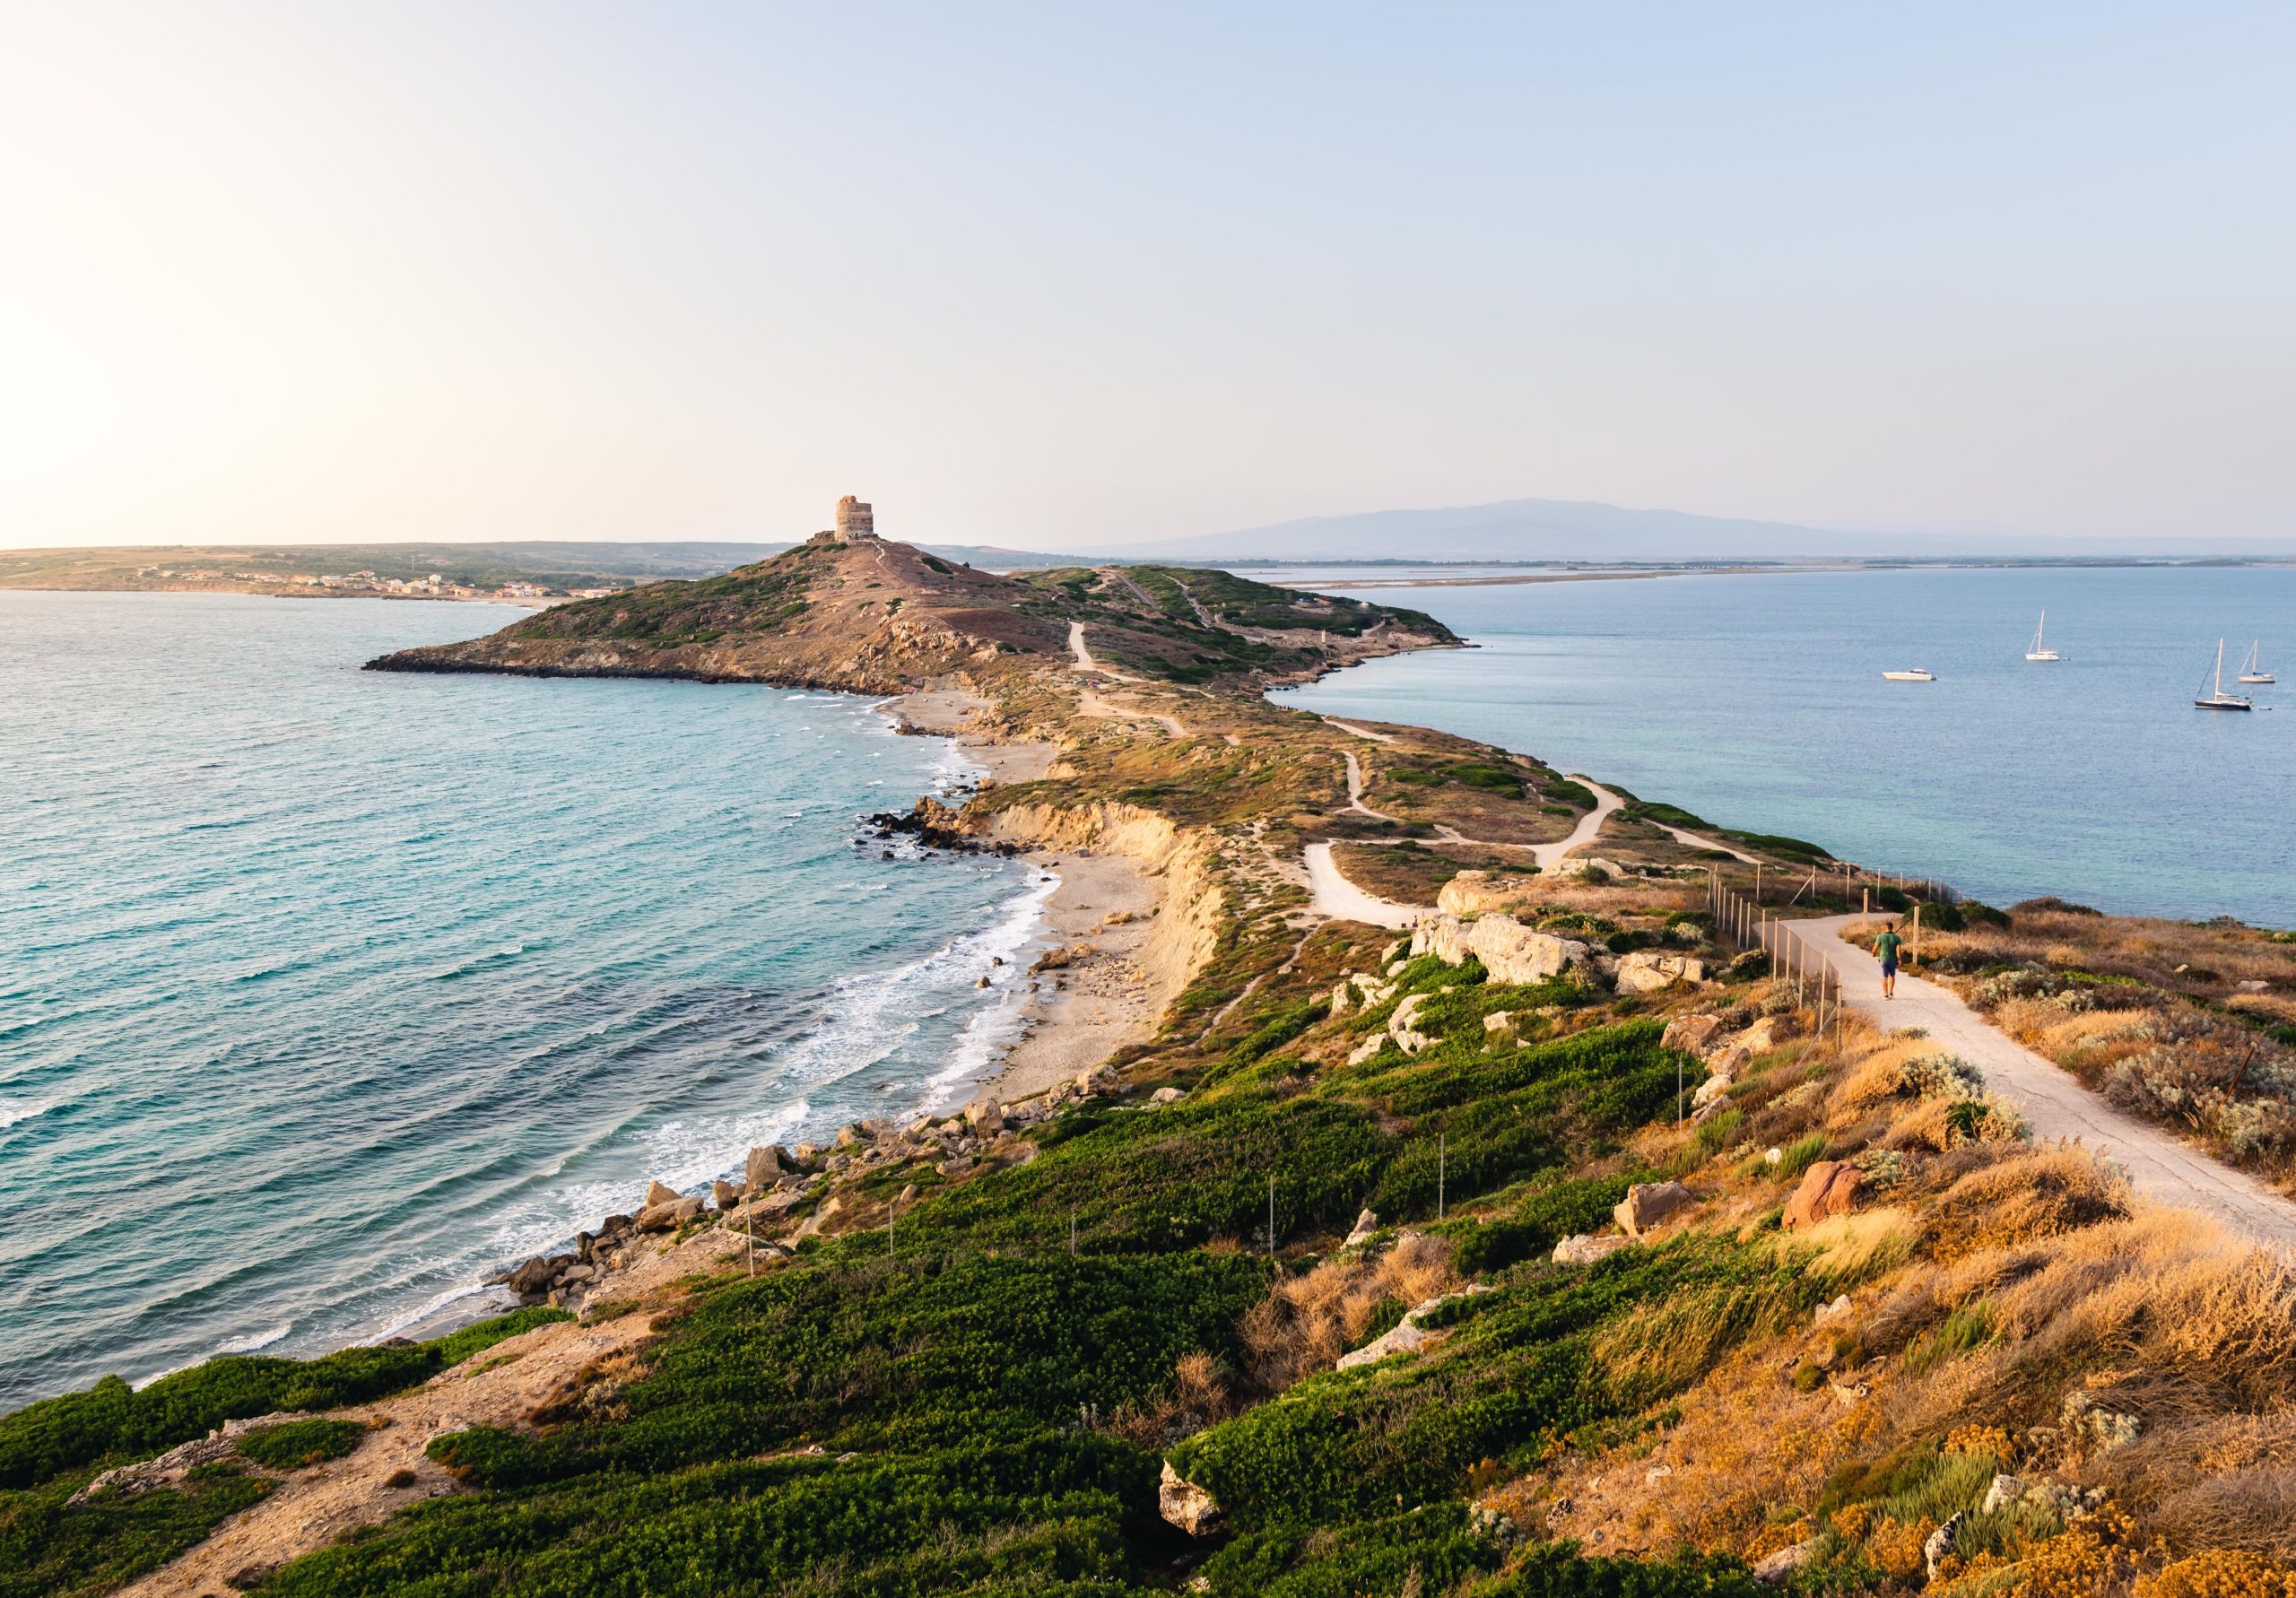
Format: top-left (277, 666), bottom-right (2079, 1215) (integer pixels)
top-left (1881, 960), bottom-right (1899, 977)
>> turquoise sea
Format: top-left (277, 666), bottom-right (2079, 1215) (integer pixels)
top-left (1275, 565), bottom-right (2296, 928)
top-left (0, 593), bottom-right (1044, 1406)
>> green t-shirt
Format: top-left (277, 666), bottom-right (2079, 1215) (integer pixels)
top-left (1874, 932), bottom-right (1904, 962)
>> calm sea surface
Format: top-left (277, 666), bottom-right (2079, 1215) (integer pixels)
top-left (0, 593), bottom-right (1042, 1405)
top-left (1274, 566), bottom-right (2296, 927)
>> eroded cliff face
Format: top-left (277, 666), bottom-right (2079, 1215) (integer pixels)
top-left (984, 799), bottom-right (1226, 1019)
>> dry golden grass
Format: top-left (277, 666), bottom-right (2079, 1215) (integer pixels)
top-left (1497, 1018), bottom-right (2296, 1585)
top-left (1236, 1230), bottom-right (1459, 1392)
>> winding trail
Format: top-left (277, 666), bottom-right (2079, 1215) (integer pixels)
top-left (1324, 718), bottom-right (1399, 745)
top-left (1529, 778), bottom-right (1625, 869)
top-left (1302, 842), bottom-right (1422, 929)
top-left (1342, 750), bottom-right (1401, 822)
top-left (1796, 913), bottom-right (2296, 1255)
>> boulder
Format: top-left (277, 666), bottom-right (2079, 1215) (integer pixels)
top-left (1151, 1086), bottom-right (1185, 1105)
top-left (1739, 1013), bottom-right (1800, 1053)
top-left (555, 1263), bottom-right (595, 1285)
top-left (712, 1179), bottom-right (744, 1211)
top-left (644, 1179), bottom-right (679, 1207)
top-left (1614, 951), bottom-right (1707, 994)
top-left (835, 1123), bottom-right (866, 1148)
top-left (1483, 1011), bottom-right (1517, 1038)
top-left (673, 1196), bottom-right (705, 1225)
top-left (1981, 1474), bottom-right (2026, 1515)
top-left (1329, 979), bottom-right (1355, 1016)
top-left (1389, 992), bottom-right (1436, 1055)
top-left (1662, 1013), bottom-right (1726, 1055)
top-left (1691, 1093), bottom-right (1734, 1127)
top-left (1782, 1161), bottom-right (1861, 1230)
top-left (1437, 870), bottom-right (1544, 916)
top-left (1335, 1285), bottom-right (1492, 1369)
top-left (507, 1255), bottom-right (562, 1296)
top-left (1813, 1293), bottom-right (1854, 1326)
top-left (1613, 1181), bottom-right (1695, 1239)
top-left (1553, 855), bottom-right (1623, 880)
top-left (1465, 916), bottom-right (1595, 986)
top-left (1346, 1033), bottom-right (1386, 1065)
top-left (1552, 1232), bottom-right (1630, 1265)
top-left (1344, 1209), bottom-right (1379, 1247)
top-left (1924, 1512), bottom-right (1968, 1580)
top-left (1692, 1073), bottom-right (1734, 1110)
top-left (964, 1097), bottom-right (1004, 1130)
top-left (1753, 1540), bottom-right (1821, 1585)
top-left (1159, 1461), bottom-right (1223, 1536)
top-left (633, 1200), bottom-right (683, 1233)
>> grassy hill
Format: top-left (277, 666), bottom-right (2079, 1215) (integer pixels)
top-left (367, 535), bottom-right (1458, 692)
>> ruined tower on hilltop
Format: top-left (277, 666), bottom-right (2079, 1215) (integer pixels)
top-left (833, 495), bottom-right (875, 541)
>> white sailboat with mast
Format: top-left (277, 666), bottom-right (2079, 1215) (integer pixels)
top-left (2195, 639), bottom-right (2254, 711)
top-left (2024, 610), bottom-right (2059, 661)
top-left (2237, 638), bottom-right (2274, 684)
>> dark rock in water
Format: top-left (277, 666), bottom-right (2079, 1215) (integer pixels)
top-left (508, 1255), bottom-right (566, 1296)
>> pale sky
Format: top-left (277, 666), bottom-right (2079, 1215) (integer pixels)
top-left (4, 3), bottom-right (2292, 551)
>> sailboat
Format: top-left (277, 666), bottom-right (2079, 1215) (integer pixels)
top-left (2024, 611), bottom-right (2060, 662)
top-left (2237, 638), bottom-right (2274, 684)
top-left (2196, 639), bottom-right (2254, 711)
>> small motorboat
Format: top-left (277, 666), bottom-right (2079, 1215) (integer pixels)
top-left (2196, 639), bottom-right (2254, 711)
top-left (1883, 668), bottom-right (1936, 682)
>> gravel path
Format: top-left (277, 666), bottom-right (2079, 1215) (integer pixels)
top-left (1798, 912), bottom-right (2296, 1255)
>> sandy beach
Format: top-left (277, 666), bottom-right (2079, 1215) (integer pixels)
top-left (891, 682), bottom-right (1189, 1103)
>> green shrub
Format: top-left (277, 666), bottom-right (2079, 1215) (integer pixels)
top-left (1467, 1544), bottom-right (1764, 1598)
top-left (437, 1307), bottom-right (573, 1367)
top-left (237, 1418), bottom-right (367, 1472)
top-left (1776, 1133), bottom-right (1830, 1181)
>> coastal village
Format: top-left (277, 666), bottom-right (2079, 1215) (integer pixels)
top-left (17, 503), bottom-right (2295, 1598)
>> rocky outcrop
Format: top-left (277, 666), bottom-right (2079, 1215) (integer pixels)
top-left (1412, 913), bottom-right (1594, 986)
top-left (1613, 951), bottom-right (1707, 994)
top-left (70, 1411), bottom-right (323, 1505)
top-left (1335, 1284), bottom-right (1492, 1370)
top-left (1753, 1540), bottom-right (1821, 1585)
top-left (1552, 1232), bottom-right (1631, 1265)
top-left (1159, 1461), bottom-right (1223, 1536)
top-left (1782, 1161), bottom-right (1861, 1230)
top-left (1389, 992), bottom-right (1436, 1054)
top-left (1344, 1209), bottom-right (1380, 1246)
top-left (1661, 1013), bottom-right (1726, 1054)
top-left (1437, 870), bottom-right (1544, 916)
top-left (1613, 1181), bottom-right (1695, 1239)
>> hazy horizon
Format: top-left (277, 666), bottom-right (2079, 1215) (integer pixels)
top-left (5, 4), bottom-right (2292, 552)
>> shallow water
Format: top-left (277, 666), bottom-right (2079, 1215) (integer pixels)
top-left (0, 593), bottom-right (1039, 1405)
top-left (1274, 565), bottom-right (2296, 927)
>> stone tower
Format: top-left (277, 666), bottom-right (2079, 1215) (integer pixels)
top-left (833, 495), bottom-right (875, 541)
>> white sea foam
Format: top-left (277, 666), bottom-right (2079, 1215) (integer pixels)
top-left (0, 1097), bottom-right (50, 1129)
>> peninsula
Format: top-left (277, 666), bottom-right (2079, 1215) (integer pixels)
top-left (12, 503), bottom-right (2296, 1598)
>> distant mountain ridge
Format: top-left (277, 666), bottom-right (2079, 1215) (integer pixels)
top-left (1093, 496), bottom-right (2296, 563)
top-left (1097, 498), bottom-right (1868, 563)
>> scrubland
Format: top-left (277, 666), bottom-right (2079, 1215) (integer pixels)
top-left (13, 887), bottom-right (2294, 1596)
top-left (1880, 899), bottom-right (2296, 1184)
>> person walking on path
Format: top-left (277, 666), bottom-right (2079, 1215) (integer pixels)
top-left (1872, 919), bottom-right (1905, 999)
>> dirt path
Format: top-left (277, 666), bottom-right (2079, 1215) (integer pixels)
top-left (115, 1302), bottom-right (674, 1596)
top-left (1341, 750), bottom-right (1401, 822)
top-left (1066, 621), bottom-right (1145, 684)
top-left (1530, 778), bottom-right (1624, 869)
top-left (1324, 718), bottom-right (1398, 744)
top-left (1302, 842), bottom-right (1422, 929)
top-left (1798, 913), bottom-right (2296, 1255)
top-left (1653, 821), bottom-right (1760, 864)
